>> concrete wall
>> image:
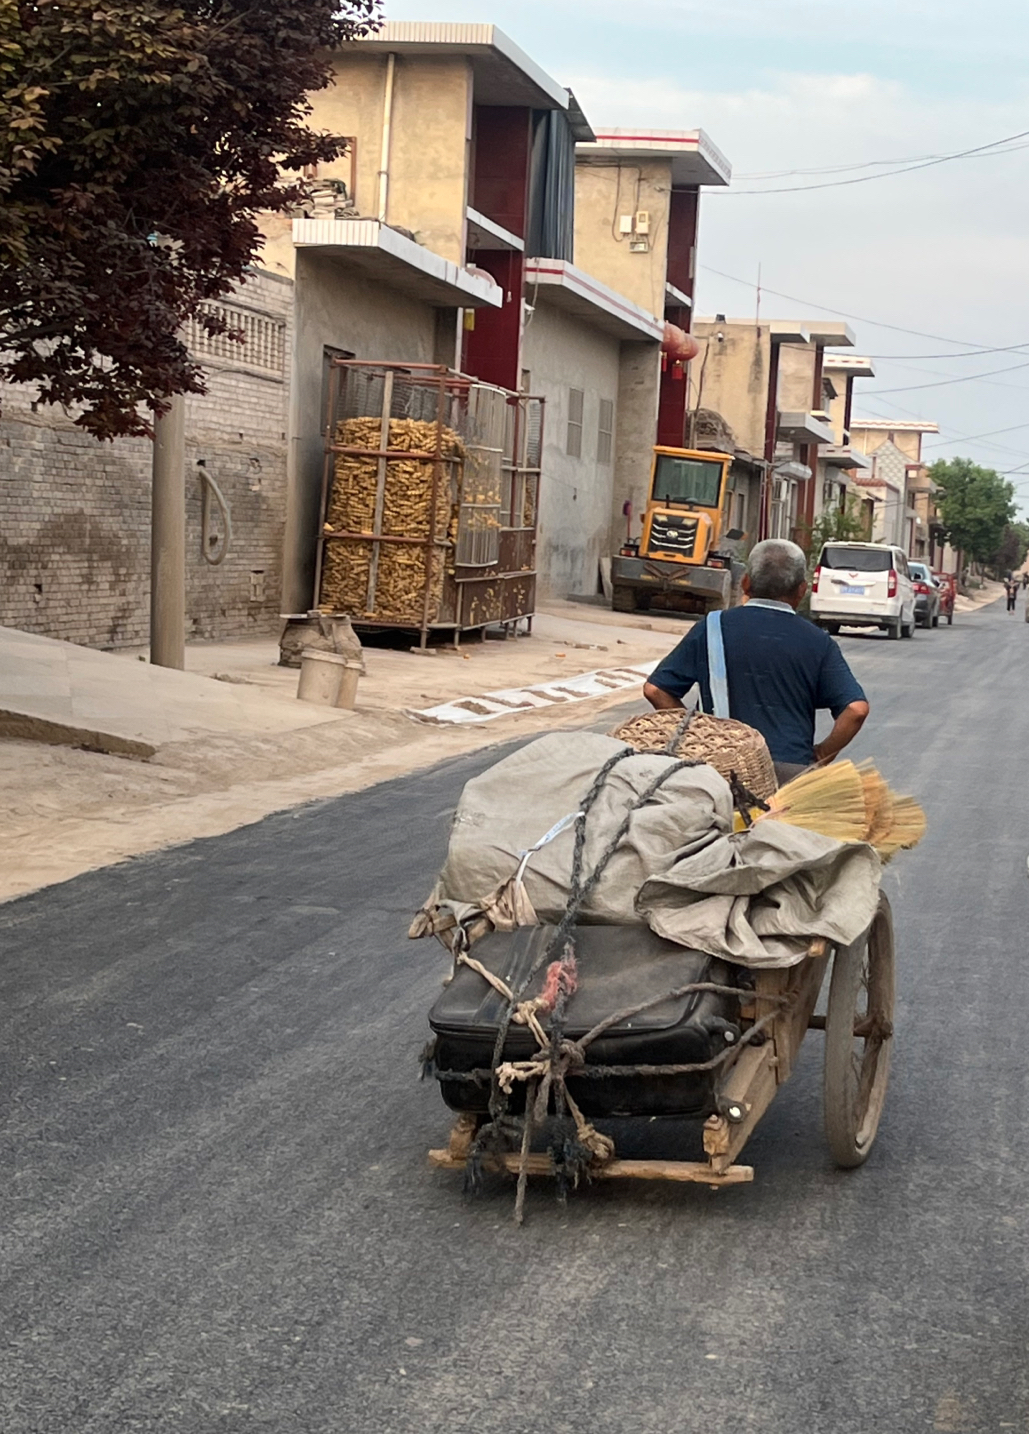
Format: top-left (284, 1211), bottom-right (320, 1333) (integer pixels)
top-left (0, 268), bottom-right (292, 649)
top-left (726, 464), bottom-right (762, 553)
top-left (612, 342), bottom-right (662, 548)
top-left (690, 322), bottom-right (771, 457)
top-left (258, 53), bottom-right (472, 278)
top-left (522, 302), bottom-right (621, 597)
top-left (851, 424), bottom-right (926, 464)
top-left (317, 53), bottom-right (470, 261)
top-left (868, 441), bottom-right (908, 545)
top-left (824, 376), bottom-right (849, 443)
top-left (386, 58), bottom-right (472, 261)
top-left (859, 478), bottom-right (904, 547)
top-left (573, 162), bottom-right (671, 318)
top-left (281, 250), bottom-right (439, 612)
top-left (776, 343), bottom-right (817, 412)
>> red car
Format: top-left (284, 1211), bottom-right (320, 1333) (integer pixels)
top-left (933, 571), bottom-right (956, 625)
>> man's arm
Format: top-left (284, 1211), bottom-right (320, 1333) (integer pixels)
top-left (643, 681), bottom-right (684, 710)
top-left (814, 700), bottom-right (869, 763)
top-left (642, 628), bottom-right (703, 711)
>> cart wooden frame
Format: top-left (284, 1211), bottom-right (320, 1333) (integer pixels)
top-left (429, 893), bottom-right (895, 1191)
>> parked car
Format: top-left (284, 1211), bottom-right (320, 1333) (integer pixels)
top-left (908, 561), bottom-right (941, 628)
top-left (810, 541), bottom-right (916, 640)
top-left (933, 571), bottom-right (956, 625)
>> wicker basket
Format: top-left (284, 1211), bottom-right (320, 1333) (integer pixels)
top-left (610, 710), bottom-right (777, 800)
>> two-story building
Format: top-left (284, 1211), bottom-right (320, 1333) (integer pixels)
top-left (259, 24), bottom-right (731, 609)
top-left (686, 318), bottom-right (874, 550)
top-left (0, 21), bottom-right (733, 646)
top-left (849, 419), bottom-right (943, 559)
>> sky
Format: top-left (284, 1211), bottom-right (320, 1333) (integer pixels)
top-left (388, 0), bottom-right (1029, 511)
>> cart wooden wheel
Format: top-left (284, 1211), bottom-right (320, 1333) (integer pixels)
top-left (823, 892), bottom-right (895, 1168)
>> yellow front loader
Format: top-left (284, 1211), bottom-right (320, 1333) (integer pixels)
top-left (611, 446), bottom-right (744, 615)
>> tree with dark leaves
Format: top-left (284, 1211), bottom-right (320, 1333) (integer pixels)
top-left (1, 0), bottom-right (379, 439)
top-left (931, 457), bottom-right (1015, 567)
top-left (992, 522), bottom-right (1029, 577)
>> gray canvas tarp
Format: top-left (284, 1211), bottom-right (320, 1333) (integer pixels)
top-left (413, 732), bottom-right (881, 969)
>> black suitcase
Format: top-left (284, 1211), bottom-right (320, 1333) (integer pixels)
top-left (428, 925), bottom-right (744, 1120)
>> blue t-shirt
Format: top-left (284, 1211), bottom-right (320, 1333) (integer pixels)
top-left (648, 603), bottom-right (866, 765)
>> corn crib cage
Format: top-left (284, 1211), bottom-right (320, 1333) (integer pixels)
top-left (314, 360), bottom-right (544, 648)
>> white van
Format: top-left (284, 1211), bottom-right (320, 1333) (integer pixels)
top-left (810, 542), bottom-right (916, 640)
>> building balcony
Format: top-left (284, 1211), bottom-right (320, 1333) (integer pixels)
top-left (466, 207), bottom-right (524, 253)
top-left (777, 411), bottom-right (835, 445)
top-left (823, 446), bottom-right (873, 471)
top-left (291, 218), bottom-right (503, 309)
top-left (523, 258), bottom-right (665, 341)
top-left (576, 128), bottom-right (731, 188)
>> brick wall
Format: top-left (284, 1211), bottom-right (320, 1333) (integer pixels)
top-left (0, 267), bottom-right (293, 649)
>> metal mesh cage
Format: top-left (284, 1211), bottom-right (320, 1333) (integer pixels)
top-left (455, 385), bottom-right (506, 567)
top-left (315, 361), bottom-right (544, 642)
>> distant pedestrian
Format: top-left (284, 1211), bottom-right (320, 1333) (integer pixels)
top-left (1022, 572), bottom-right (1028, 590)
top-left (1006, 579), bottom-right (1018, 612)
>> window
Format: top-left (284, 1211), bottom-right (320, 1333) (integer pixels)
top-left (821, 545), bottom-right (892, 572)
top-left (566, 387), bottom-right (584, 458)
top-left (597, 398), bottom-right (614, 465)
top-left (651, 453), bottom-right (723, 507)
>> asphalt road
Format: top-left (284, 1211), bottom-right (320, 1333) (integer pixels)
top-left (3, 597), bottom-right (1029, 1434)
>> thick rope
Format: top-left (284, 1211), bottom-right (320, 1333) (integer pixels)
top-left (461, 745), bottom-right (756, 1213)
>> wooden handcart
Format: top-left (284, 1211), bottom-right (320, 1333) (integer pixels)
top-left (429, 894), bottom-right (895, 1192)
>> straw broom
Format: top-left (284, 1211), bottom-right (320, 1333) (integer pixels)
top-left (756, 760), bottom-right (869, 844)
top-left (857, 758), bottom-right (926, 857)
top-left (753, 758), bottom-right (926, 858)
top-left (874, 793), bottom-right (926, 858)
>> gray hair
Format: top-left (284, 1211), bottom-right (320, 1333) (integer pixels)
top-left (747, 539), bottom-right (807, 600)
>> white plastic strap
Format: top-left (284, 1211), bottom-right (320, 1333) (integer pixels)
top-left (514, 810), bottom-right (583, 884)
top-left (705, 609), bottom-right (730, 718)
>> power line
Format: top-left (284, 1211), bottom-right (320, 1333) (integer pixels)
top-left (923, 421), bottom-right (1029, 449)
top-left (699, 263), bottom-right (1029, 351)
top-left (734, 143), bottom-right (1029, 181)
top-left (856, 395), bottom-right (937, 422)
top-left (712, 128), bottom-right (1029, 196)
top-left (867, 343), bottom-right (1029, 360)
top-left (871, 359), bottom-right (1029, 395)
top-left (869, 356), bottom-right (1029, 391)
top-left (856, 400), bottom-right (1029, 463)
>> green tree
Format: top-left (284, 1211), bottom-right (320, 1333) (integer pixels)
top-left (992, 521), bottom-right (1029, 575)
top-left (1, 0), bottom-right (378, 439)
top-left (930, 457), bottom-right (1016, 565)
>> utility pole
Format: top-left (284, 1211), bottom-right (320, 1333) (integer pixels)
top-left (150, 394), bottom-right (186, 668)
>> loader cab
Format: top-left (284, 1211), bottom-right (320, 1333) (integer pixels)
top-left (640, 448), bottom-right (733, 565)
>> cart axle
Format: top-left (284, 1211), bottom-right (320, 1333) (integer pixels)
top-left (428, 1147), bottom-right (753, 1186)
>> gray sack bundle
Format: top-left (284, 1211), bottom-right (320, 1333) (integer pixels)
top-left (411, 732), bottom-right (881, 968)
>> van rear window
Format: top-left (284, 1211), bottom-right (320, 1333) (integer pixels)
top-left (821, 546), bottom-right (892, 572)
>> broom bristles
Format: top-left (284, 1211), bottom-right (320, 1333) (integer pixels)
top-left (758, 760), bottom-right (869, 844)
top-left (876, 794), bottom-right (927, 858)
top-left (858, 760), bottom-right (894, 849)
top-left (756, 757), bottom-right (926, 858)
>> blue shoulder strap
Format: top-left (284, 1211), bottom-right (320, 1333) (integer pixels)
top-left (705, 609), bottom-right (730, 718)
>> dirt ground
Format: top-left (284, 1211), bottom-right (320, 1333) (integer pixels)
top-left (3, 584), bottom-right (1003, 905)
top-left (0, 601), bottom-right (691, 903)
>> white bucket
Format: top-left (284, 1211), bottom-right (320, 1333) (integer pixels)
top-left (297, 648), bottom-right (346, 706)
top-left (336, 659), bottom-right (362, 710)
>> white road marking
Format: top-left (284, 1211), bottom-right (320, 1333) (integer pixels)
top-left (407, 663), bottom-right (653, 725)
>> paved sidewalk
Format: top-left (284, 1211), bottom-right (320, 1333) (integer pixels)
top-left (1, 603), bottom-right (686, 901)
top-left (0, 625), bottom-right (350, 758)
